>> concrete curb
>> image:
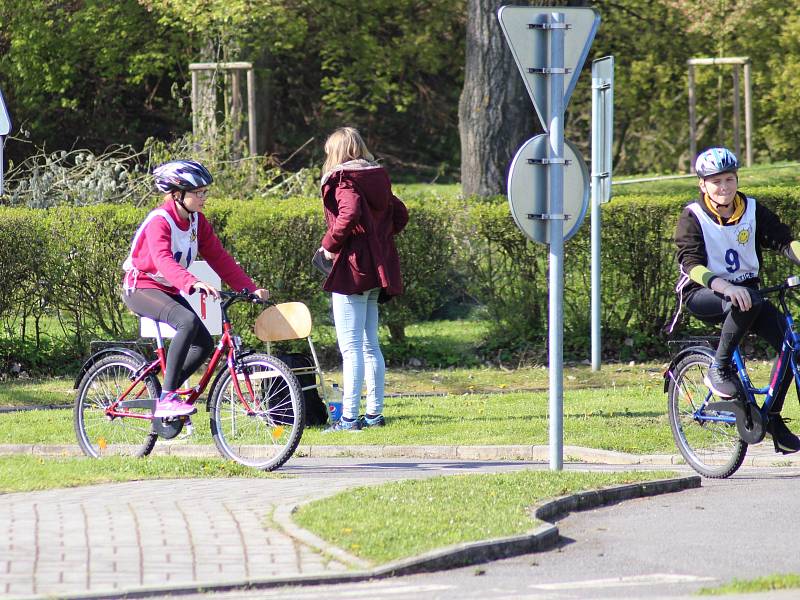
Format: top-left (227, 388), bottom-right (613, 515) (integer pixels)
top-left (34, 475), bottom-right (700, 600)
top-left (6, 442), bottom-right (800, 467)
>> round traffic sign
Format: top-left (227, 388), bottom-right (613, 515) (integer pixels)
top-left (507, 134), bottom-right (590, 244)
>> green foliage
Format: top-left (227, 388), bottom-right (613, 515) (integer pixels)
top-left (5, 181), bottom-right (800, 375)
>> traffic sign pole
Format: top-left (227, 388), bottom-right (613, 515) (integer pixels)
top-left (590, 56), bottom-right (614, 372)
top-left (498, 5), bottom-right (600, 473)
top-left (548, 12), bottom-right (565, 471)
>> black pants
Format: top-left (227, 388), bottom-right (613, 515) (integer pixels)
top-left (687, 286), bottom-right (789, 412)
top-left (123, 288), bottom-right (214, 392)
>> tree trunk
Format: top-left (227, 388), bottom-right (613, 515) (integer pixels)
top-left (459, 0), bottom-right (538, 198)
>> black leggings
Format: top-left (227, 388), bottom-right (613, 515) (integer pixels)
top-left (687, 286), bottom-right (789, 412)
top-left (123, 288), bottom-right (214, 392)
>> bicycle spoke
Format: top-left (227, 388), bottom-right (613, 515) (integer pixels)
top-left (210, 354), bottom-right (304, 470)
top-left (74, 355), bottom-right (158, 458)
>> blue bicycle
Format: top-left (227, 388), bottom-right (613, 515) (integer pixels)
top-left (665, 275), bottom-right (800, 478)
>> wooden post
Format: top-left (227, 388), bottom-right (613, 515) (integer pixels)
top-left (191, 70), bottom-right (199, 138)
top-left (188, 62), bottom-right (256, 156)
top-left (687, 57), bottom-right (752, 170)
top-left (744, 60), bottom-right (753, 167)
top-left (247, 67), bottom-right (257, 157)
top-left (231, 70), bottom-right (242, 156)
top-left (732, 64), bottom-right (741, 160)
top-left (688, 63), bottom-right (696, 172)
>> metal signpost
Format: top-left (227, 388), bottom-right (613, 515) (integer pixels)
top-left (0, 88), bottom-right (12, 197)
top-left (499, 6), bottom-right (600, 470)
top-left (591, 56), bottom-right (614, 371)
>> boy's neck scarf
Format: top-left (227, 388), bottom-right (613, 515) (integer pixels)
top-left (704, 191), bottom-right (745, 225)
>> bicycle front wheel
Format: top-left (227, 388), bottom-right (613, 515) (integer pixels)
top-left (74, 353), bottom-right (159, 458)
top-left (209, 353), bottom-right (305, 471)
top-left (667, 351), bottom-right (747, 478)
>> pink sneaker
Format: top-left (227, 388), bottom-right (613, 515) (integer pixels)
top-left (154, 393), bottom-right (197, 418)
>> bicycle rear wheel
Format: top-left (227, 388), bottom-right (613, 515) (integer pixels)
top-left (74, 353), bottom-right (159, 458)
top-left (209, 353), bottom-right (305, 471)
top-left (667, 351), bottom-right (747, 478)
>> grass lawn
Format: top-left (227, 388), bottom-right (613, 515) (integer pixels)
top-left (1, 359), bottom-right (794, 455)
top-left (294, 469), bottom-right (677, 564)
top-left (698, 573), bottom-right (800, 595)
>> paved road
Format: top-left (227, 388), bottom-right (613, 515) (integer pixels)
top-left (152, 466), bottom-right (800, 600)
top-left (3, 455), bottom-right (800, 600)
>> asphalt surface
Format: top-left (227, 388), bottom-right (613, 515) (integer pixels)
top-left (2, 445), bottom-right (800, 600)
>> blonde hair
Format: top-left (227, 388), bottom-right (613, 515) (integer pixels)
top-left (323, 127), bottom-right (374, 175)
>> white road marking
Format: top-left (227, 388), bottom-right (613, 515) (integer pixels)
top-left (531, 573), bottom-right (716, 590)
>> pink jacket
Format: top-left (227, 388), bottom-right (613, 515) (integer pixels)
top-left (123, 200), bottom-right (256, 295)
top-left (320, 161), bottom-right (408, 297)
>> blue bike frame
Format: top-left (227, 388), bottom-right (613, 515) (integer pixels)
top-left (699, 280), bottom-right (800, 424)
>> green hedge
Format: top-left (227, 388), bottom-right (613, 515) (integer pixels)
top-left (3, 187), bottom-right (800, 373)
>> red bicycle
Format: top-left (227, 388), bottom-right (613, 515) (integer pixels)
top-left (73, 291), bottom-right (305, 471)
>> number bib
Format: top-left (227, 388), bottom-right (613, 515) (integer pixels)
top-left (688, 198), bottom-right (759, 283)
top-left (122, 208), bottom-right (198, 288)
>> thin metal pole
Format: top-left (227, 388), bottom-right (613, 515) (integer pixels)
top-left (548, 12), bottom-right (565, 471)
top-left (590, 62), bottom-right (605, 373)
top-left (688, 63), bottom-right (696, 172)
top-left (0, 137), bottom-right (4, 197)
top-left (744, 60), bottom-right (753, 167)
top-left (732, 64), bottom-right (741, 160)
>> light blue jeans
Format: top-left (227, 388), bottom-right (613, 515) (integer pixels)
top-left (331, 288), bottom-right (385, 420)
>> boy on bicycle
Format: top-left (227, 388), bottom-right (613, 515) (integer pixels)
top-left (674, 147), bottom-right (800, 454)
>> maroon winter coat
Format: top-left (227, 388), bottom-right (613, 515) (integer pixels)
top-left (320, 161), bottom-right (408, 297)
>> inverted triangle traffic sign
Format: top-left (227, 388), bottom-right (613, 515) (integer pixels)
top-left (0, 88), bottom-right (10, 136)
top-left (498, 6), bottom-right (600, 131)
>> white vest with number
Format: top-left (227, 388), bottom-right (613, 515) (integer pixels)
top-left (122, 208), bottom-right (198, 288)
top-left (688, 197), bottom-right (759, 284)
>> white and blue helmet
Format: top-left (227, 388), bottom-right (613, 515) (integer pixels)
top-left (695, 147), bottom-right (739, 178)
top-left (152, 160), bottom-right (213, 193)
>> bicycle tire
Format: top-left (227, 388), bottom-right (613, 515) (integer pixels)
top-left (74, 353), bottom-right (159, 458)
top-left (667, 351), bottom-right (747, 478)
top-left (209, 353), bottom-right (305, 471)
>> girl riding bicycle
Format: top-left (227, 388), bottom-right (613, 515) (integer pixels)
top-left (674, 147), bottom-right (800, 454)
top-left (122, 160), bottom-right (269, 418)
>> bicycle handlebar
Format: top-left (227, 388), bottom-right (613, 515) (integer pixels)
top-left (215, 289), bottom-right (274, 307)
top-left (756, 275), bottom-right (800, 297)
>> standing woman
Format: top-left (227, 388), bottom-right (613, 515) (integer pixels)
top-left (319, 127), bottom-right (408, 431)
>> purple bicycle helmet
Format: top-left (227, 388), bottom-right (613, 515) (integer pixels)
top-left (152, 160), bottom-right (213, 193)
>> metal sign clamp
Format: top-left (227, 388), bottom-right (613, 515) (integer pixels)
top-left (527, 157), bottom-right (572, 165)
top-left (527, 22), bottom-right (571, 30)
top-left (527, 67), bottom-right (572, 75)
top-left (527, 213), bottom-right (571, 221)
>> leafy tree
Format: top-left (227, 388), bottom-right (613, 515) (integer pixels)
top-left (0, 0), bottom-right (187, 164)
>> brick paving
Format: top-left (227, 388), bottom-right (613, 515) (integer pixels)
top-left (0, 456), bottom-right (543, 599)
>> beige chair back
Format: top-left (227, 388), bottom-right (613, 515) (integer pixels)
top-left (254, 302), bottom-right (312, 342)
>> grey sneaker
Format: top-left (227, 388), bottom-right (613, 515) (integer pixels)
top-left (323, 417), bottom-right (362, 433)
top-left (704, 363), bottom-right (739, 398)
top-left (360, 414), bottom-right (386, 428)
